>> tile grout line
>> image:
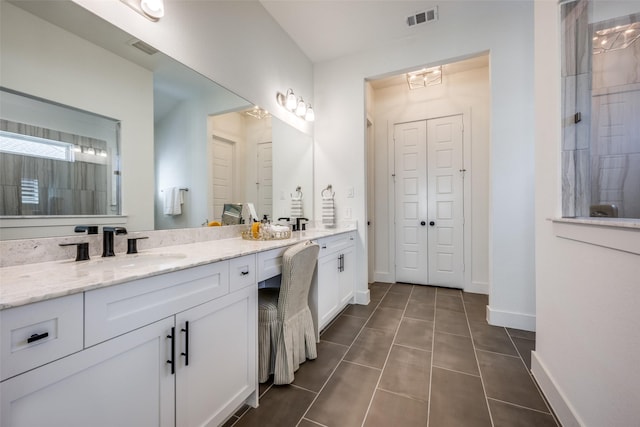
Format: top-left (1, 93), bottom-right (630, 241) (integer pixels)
top-left (426, 287), bottom-right (438, 427)
top-left (294, 285), bottom-right (390, 427)
top-left (430, 363), bottom-right (482, 378)
top-left (487, 397), bottom-right (554, 416)
top-left (462, 292), bottom-right (495, 427)
top-left (504, 329), bottom-right (561, 427)
top-left (359, 284), bottom-right (415, 427)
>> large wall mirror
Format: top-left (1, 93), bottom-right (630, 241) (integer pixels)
top-left (0, 0), bottom-right (313, 239)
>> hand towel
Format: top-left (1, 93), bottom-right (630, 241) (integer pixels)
top-left (291, 192), bottom-right (303, 218)
top-left (321, 191), bottom-right (335, 227)
top-left (163, 187), bottom-right (183, 215)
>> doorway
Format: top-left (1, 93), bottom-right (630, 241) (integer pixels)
top-left (394, 115), bottom-right (464, 288)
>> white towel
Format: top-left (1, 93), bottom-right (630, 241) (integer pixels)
top-left (291, 193), bottom-right (303, 218)
top-left (321, 194), bottom-right (335, 227)
top-left (163, 187), bottom-right (183, 215)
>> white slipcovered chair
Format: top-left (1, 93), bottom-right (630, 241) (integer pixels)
top-left (258, 240), bottom-right (319, 384)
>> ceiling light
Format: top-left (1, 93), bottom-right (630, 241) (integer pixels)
top-left (406, 66), bottom-right (442, 90)
top-left (244, 106), bottom-right (270, 120)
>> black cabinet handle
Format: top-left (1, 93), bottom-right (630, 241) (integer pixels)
top-left (241, 270), bottom-right (249, 276)
top-left (27, 332), bottom-right (49, 344)
top-left (420, 221), bottom-right (426, 226)
top-left (167, 327), bottom-right (175, 375)
top-left (181, 321), bottom-right (189, 366)
top-left (429, 221), bottom-right (435, 226)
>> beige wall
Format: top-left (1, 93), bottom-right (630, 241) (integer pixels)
top-left (369, 64), bottom-right (490, 293)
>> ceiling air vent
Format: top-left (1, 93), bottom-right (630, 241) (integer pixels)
top-left (129, 39), bottom-right (159, 55)
top-left (406, 7), bottom-right (438, 27)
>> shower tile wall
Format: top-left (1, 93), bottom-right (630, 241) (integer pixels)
top-left (0, 119), bottom-right (110, 216)
top-left (561, 0), bottom-right (591, 217)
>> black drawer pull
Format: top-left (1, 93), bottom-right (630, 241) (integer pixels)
top-left (241, 270), bottom-right (249, 276)
top-left (181, 321), bottom-right (190, 366)
top-left (27, 332), bottom-right (49, 344)
top-left (167, 327), bottom-right (175, 375)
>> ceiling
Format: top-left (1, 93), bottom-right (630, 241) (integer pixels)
top-left (260, 1), bottom-right (443, 64)
top-left (259, 1), bottom-right (488, 86)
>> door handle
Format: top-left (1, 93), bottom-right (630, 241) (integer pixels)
top-left (429, 221), bottom-right (435, 226)
top-left (167, 327), bottom-right (175, 375)
top-left (420, 221), bottom-right (426, 226)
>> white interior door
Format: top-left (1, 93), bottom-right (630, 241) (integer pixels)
top-left (427, 115), bottom-right (464, 287)
top-left (394, 121), bottom-right (428, 284)
top-left (211, 137), bottom-right (235, 221)
top-left (257, 142), bottom-right (273, 220)
top-left (394, 116), bottom-right (464, 287)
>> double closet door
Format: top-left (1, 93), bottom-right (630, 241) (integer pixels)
top-left (394, 115), bottom-right (464, 288)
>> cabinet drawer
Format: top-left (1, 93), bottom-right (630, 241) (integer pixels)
top-left (85, 262), bottom-right (229, 347)
top-left (317, 232), bottom-right (355, 255)
top-left (1, 294), bottom-right (83, 381)
top-left (229, 254), bottom-right (256, 291)
top-left (257, 247), bottom-right (288, 282)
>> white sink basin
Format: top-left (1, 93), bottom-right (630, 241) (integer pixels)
top-left (72, 252), bottom-right (188, 270)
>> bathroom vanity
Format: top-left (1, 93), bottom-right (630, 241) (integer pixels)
top-left (0, 227), bottom-right (357, 427)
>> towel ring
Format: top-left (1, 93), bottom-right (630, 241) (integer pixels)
top-left (321, 184), bottom-right (334, 199)
top-left (292, 186), bottom-right (303, 199)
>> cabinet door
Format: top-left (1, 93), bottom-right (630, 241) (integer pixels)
top-left (339, 243), bottom-right (356, 307)
top-left (1, 317), bottom-right (175, 427)
top-left (317, 252), bottom-right (340, 331)
top-left (175, 286), bottom-right (257, 427)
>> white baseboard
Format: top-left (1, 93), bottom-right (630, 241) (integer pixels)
top-left (531, 351), bottom-right (583, 427)
top-left (464, 281), bottom-right (488, 294)
top-left (373, 271), bottom-right (394, 283)
top-left (486, 306), bottom-right (536, 331)
top-left (353, 289), bottom-right (370, 305)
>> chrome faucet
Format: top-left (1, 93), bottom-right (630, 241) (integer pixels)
top-left (102, 226), bottom-right (127, 257)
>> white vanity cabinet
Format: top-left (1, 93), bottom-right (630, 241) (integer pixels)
top-left (1, 316), bottom-right (176, 427)
top-left (0, 255), bottom-right (257, 427)
top-left (314, 232), bottom-right (356, 333)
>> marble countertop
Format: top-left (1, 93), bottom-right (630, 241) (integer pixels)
top-left (0, 228), bottom-right (354, 310)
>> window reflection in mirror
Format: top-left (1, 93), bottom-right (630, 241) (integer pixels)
top-left (560, 0), bottom-right (640, 219)
top-left (0, 88), bottom-right (120, 216)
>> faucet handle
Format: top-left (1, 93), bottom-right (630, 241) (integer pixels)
top-left (103, 226), bottom-right (127, 235)
top-left (60, 242), bottom-right (90, 261)
top-left (127, 237), bottom-right (149, 254)
top-left (74, 225), bottom-right (98, 234)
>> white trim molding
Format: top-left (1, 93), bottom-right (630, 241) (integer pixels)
top-left (487, 305), bottom-right (535, 331)
top-left (531, 351), bottom-right (583, 427)
top-left (465, 280), bottom-right (489, 295)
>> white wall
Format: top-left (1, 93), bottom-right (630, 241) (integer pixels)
top-left (72, 0), bottom-right (314, 137)
top-left (533, 1), bottom-right (640, 425)
top-left (370, 65), bottom-right (491, 293)
top-left (0, 2), bottom-right (154, 235)
top-left (314, 1), bottom-right (536, 325)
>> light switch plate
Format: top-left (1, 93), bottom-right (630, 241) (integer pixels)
top-left (347, 187), bottom-right (354, 198)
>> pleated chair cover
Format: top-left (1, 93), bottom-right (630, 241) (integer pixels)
top-left (258, 241), bottom-right (319, 384)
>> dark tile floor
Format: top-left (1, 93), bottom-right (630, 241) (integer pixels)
top-left (226, 282), bottom-right (558, 427)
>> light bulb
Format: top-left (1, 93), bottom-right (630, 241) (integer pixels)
top-left (141, 0), bottom-right (164, 19)
top-left (285, 89), bottom-right (297, 111)
top-left (305, 106), bottom-right (315, 122)
top-left (295, 98), bottom-right (307, 117)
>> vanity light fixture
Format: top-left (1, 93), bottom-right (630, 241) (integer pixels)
top-left (141, 0), bottom-right (165, 19)
top-left (120, 0), bottom-right (165, 22)
top-left (276, 89), bottom-right (315, 121)
top-left (406, 65), bottom-right (442, 90)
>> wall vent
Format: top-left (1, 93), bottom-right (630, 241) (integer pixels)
top-left (406, 7), bottom-right (438, 27)
top-left (129, 39), bottom-right (159, 55)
